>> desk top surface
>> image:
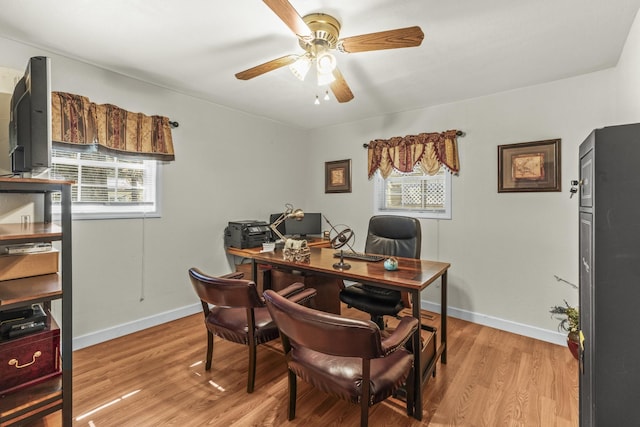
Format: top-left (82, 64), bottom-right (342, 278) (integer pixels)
top-left (226, 237), bottom-right (330, 258)
top-left (252, 247), bottom-right (450, 291)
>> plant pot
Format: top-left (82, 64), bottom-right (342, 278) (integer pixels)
top-left (567, 332), bottom-right (580, 360)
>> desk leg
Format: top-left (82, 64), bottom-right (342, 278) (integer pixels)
top-left (441, 270), bottom-right (448, 364)
top-left (411, 289), bottom-right (422, 421)
top-left (250, 260), bottom-right (272, 291)
top-left (251, 259), bottom-right (258, 285)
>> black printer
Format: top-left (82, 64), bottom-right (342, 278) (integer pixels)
top-left (224, 220), bottom-right (272, 249)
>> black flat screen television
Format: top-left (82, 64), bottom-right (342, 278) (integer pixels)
top-left (269, 212), bottom-right (323, 238)
top-left (8, 56), bottom-right (52, 174)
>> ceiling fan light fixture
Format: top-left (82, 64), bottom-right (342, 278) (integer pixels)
top-left (289, 55), bottom-right (312, 81)
top-left (235, 4), bottom-right (423, 105)
top-left (316, 51), bottom-right (336, 74)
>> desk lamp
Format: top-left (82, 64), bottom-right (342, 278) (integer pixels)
top-left (270, 203), bottom-right (304, 242)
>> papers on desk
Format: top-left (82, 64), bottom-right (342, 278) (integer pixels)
top-left (261, 242), bottom-right (276, 252)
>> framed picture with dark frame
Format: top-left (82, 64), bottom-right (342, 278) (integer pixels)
top-left (325, 159), bottom-right (352, 193)
top-left (498, 139), bottom-right (561, 192)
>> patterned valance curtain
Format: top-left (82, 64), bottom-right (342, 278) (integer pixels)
top-left (51, 91), bottom-right (175, 161)
top-left (367, 130), bottom-right (460, 179)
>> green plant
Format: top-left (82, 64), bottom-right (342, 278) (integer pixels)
top-left (550, 300), bottom-right (579, 333)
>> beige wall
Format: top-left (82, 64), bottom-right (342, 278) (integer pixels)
top-left (304, 9), bottom-right (640, 342)
top-left (0, 37), bottom-right (308, 346)
top-left (1, 8), bottom-right (639, 348)
top-left (614, 3), bottom-right (640, 125)
top-left (304, 70), bottom-right (616, 343)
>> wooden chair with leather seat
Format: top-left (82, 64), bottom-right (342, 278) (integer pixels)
top-left (339, 215), bottom-right (421, 330)
top-left (263, 288), bottom-right (419, 427)
top-left (188, 268), bottom-right (316, 393)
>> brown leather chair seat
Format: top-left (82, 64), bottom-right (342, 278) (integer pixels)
top-left (206, 306), bottom-right (278, 345)
top-left (288, 345), bottom-right (414, 405)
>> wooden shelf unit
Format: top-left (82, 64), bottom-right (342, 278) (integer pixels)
top-left (0, 223), bottom-right (62, 244)
top-left (0, 274), bottom-right (62, 309)
top-left (0, 177), bottom-right (73, 426)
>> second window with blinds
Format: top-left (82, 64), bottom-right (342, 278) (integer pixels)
top-left (373, 165), bottom-right (452, 219)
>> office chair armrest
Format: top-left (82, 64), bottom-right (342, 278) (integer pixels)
top-left (221, 271), bottom-right (245, 280)
top-left (260, 283), bottom-right (310, 306)
top-left (381, 316), bottom-right (419, 355)
top-left (285, 287), bottom-right (317, 306)
top-left (276, 282), bottom-right (306, 298)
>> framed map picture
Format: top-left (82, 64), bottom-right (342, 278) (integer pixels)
top-left (498, 139), bottom-right (561, 192)
top-left (325, 159), bottom-right (352, 193)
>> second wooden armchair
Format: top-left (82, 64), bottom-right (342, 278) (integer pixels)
top-left (264, 288), bottom-right (419, 427)
top-left (188, 268), bottom-right (316, 393)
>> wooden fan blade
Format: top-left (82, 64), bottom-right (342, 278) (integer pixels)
top-left (235, 54), bottom-right (299, 80)
top-left (329, 68), bottom-right (354, 103)
top-left (339, 26), bottom-right (424, 53)
top-left (263, 0), bottom-right (312, 38)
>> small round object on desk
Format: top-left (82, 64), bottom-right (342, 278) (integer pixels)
top-left (384, 257), bottom-right (399, 271)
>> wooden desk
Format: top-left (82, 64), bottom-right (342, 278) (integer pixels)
top-left (251, 247), bottom-right (450, 421)
top-left (226, 239), bottom-right (343, 313)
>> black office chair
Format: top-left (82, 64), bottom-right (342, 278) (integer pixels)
top-left (339, 215), bottom-right (421, 330)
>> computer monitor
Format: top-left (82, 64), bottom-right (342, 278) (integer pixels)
top-left (285, 212), bottom-right (322, 238)
top-left (269, 212), bottom-right (323, 238)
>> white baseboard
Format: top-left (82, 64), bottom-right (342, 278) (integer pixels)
top-left (420, 300), bottom-right (568, 347)
top-left (72, 303), bottom-right (201, 351)
top-left (72, 300), bottom-right (568, 351)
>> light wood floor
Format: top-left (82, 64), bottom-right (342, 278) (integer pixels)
top-left (34, 305), bottom-right (578, 426)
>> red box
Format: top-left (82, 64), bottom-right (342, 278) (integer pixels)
top-left (0, 317), bottom-right (61, 396)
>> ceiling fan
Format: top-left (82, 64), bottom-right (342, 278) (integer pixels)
top-left (235, 0), bottom-right (425, 103)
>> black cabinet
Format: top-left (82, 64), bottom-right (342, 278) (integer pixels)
top-left (578, 124), bottom-right (640, 426)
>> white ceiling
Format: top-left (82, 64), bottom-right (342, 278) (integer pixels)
top-left (0, 0), bottom-right (639, 130)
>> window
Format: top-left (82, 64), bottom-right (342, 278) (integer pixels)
top-left (50, 149), bottom-right (160, 219)
top-left (373, 165), bottom-right (452, 219)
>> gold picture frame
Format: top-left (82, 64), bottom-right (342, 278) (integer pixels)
top-left (325, 159), bottom-right (352, 193)
top-left (498, 139), bottom-right (561, 192)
